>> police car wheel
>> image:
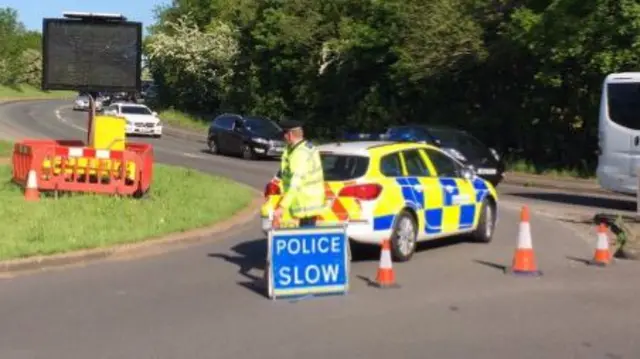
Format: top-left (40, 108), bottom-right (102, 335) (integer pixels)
top-left (471, 199), bottom-right (495, 243)
top-left (390, 210), bottom-right (417, 262)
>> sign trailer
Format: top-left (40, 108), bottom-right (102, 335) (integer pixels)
top-left (41, 12), bottom-right (142, 144)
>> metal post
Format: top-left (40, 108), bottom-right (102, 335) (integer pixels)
top-left (637, 166), bottom-right (640, 218)
top-left (87, 93), bottom-right (95, 146)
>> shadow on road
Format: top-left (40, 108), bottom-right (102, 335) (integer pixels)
top-left (473, 259), bottom-right (507, 273)
top-left (566, 255), bottom-right (592, 266)
top-left (508, 191), bottom-right (636, 212)
top-left (208, 238), bottom-right (268, 298)
top-left (351, 235), bottom-right (470, 263)
top-left (210, 234), bottom-right (475, 297)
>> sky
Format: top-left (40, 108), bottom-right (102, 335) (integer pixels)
top-left (4, 0), bottom-right (169, 35)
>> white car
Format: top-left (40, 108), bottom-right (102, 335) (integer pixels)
top-left (103, 103), bottom-right (163, 138)
top-left (73, 94), bottom-right (103, 112)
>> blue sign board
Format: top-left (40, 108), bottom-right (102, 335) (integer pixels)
top-left (267, 226), bottom-right (349, 299)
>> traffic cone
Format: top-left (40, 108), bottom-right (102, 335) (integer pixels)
top-left (589, 223), bottom-right (612, 266)
top-left (24, 170), bottom-right (39, 201)
top-left (508, 206), bottom-right (542, 277)
top-left (373, 238), bottom-right (399, 288)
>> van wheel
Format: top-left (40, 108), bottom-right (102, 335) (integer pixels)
top-left (390, 210), bottom-right (418, 262)
top-left (470, 199), bottom-right (496, 243)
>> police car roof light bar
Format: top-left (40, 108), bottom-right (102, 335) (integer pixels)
top-left (62, 11), bottom-right (127, 21)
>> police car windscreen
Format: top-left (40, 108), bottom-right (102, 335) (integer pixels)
top-left (320, 154), bottom-right (369, 181)
top-left (120, 105), bottom-right (152, 115)
top-left (43, 20), bottom-right (140, 91)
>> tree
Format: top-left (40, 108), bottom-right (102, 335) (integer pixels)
top-left (145, 14), bottom-right (240, 112)
top-left (144, 0), bottom-right (640, 174)
top-left (0, 8), bottom-right (46, 87)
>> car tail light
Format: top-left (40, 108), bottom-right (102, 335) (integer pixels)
top-left (338, 183), bottom-right (383, 201)
top-left (264, 181), bottom-right (281, 197)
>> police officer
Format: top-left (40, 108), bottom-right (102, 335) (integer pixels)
top-left (272, 119), bottom-right (326, 227)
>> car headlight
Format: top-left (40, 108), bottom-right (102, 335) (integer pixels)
top-left (252, 137), bottom-right (268, 144)
top-left (489, 148), bottom-right (500, 161)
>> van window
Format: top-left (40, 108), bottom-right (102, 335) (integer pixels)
top-left (607, 83), bottom-right (640, 130)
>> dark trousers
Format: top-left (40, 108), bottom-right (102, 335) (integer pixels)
top-left (299, 217), bottom-right (317, 227)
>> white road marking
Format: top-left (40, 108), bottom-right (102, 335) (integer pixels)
top-left (55, 106), bottom-right (87, 133)
top-left (182, 152), bottom-right (207, 159)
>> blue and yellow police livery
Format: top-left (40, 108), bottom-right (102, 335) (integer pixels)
top-left (261, 141), bottom-right (499, 262)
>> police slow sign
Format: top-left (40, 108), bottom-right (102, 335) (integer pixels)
top-left (268, 226), bottom-right (349, 299)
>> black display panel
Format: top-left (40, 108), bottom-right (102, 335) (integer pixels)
top-left (42, 18), bottom-right (142, 92)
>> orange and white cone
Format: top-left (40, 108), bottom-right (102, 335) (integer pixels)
top-left (590, 223), bottom-right (612, 266)
top-left (24, 169), bottom-right (39, 201)
top-left (509, 206), bottom-right (542, 276)
top-left (374, 239), bottom-right (399, 288)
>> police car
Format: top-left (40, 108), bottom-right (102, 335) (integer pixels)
top-left (261, 141), bottom-right (499, 262)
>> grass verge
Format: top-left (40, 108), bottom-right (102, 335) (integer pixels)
top-left (0, 164), bottom-right (254, 261)
top-left (158, 109), bottom-right (208, 132)
top-left (0, 140), bottom-right (11, 157)
top-left (0, 84), bottom-right (75, 100)
top-left (507, 159), bottom-right (595, 180)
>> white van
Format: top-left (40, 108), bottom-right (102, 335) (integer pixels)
top-left (596, 72), bottom-right (640, 196)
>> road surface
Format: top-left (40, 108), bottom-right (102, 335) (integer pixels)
top-left (0, 100), bottom-right (638, 359)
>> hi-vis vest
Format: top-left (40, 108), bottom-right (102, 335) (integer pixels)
top-left (279, 140), bottom-right (326, 218)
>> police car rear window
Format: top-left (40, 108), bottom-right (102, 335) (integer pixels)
top-left (320, 153), bottom-right (369, 181)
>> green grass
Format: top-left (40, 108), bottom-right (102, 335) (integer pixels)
top-left (507, 159), bottom-right (595, 179)
top-left (0, 140), bottom-right (11, 157)
top-left (0, 84), bottom-right (75, 100)
top-left (159, 109), bottom-right (208, 132)
top-left (0, 164), bottom-right (255, 261)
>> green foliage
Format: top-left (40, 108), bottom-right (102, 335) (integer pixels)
top-left (0, 139), bottom-right (11, 157)
top-left (145, 0), bottom-right (640, 174)
top-left (0, 7), bottom-right (42, 86)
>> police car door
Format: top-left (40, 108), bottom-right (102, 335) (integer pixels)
top-left (399, 149), bottom-right (441, 237)
top-left (423, 148), bottom-right (475, 232)
top-left (395, 150), bottom-right (426, 214)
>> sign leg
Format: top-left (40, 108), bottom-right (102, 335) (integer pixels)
top-left (87, 93), bottom-right (96, 146)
